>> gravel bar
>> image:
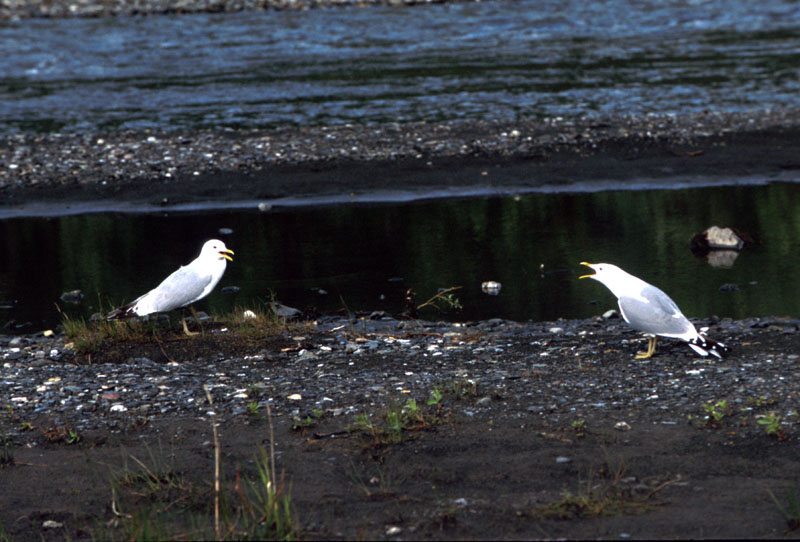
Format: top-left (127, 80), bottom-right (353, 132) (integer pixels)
top-left (3, 314), bottom-right (799, 443)
top-left (3, 111), bottom-right (800, 211)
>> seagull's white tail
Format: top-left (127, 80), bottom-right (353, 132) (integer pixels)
top-left (687, 328), bottom-right (729, 359)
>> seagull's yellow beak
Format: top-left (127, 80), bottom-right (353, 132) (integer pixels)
top-left (578, 261), bottom-right (595, 279)
top-left (220, 248), bottom-right (234, 262)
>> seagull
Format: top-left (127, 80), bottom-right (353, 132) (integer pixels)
top-left (579, 262), bottom-right (728, 359)
top-left (107, 239), bottom-right (234, 335)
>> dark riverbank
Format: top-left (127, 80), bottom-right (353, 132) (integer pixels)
top-left (2, 111), bottom-right (800, 215)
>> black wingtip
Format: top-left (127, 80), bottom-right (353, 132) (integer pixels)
top-left (688, 334), bottom-right (730, 359)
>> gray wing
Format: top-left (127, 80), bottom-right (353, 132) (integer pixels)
top-left (617, 285), bottom-right (695, 338)
top-left (141, 265), bottom-right (215, 312)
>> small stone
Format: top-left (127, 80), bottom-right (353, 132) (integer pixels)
top-left (481, 281), bottom-right (502, 295)
top-left (386, 526), bottom-right (402, 536)
top-left (42, 520), bottom-right (63, 529)
top-left (555, 456), bottom-right (571, 463)
top-left (614, 421), bottom-right (631, 431)
top-left (59, 289), bottom-right (84, 304)
top-left (719, 283), bottom-right (740, 292)
top-left (258, 202), bottom-right (272, 212)
top-left (271, 302), bottom-right (301, 320)
top-left (287, 393), bottom-right (302, 401)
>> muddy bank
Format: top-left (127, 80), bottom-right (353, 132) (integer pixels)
top-left (2, 111), bottom-right (800, 214)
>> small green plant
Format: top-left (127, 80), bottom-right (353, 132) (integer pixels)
top-left (416, 286), bottom-right (463, 312)
top-left (40, 422), bottom-right (80, 445)
top-left (0, 434), bottom-right (13, 467)
top-left (699, 399), bottom-right (732, 428)
top-left (448, 378), bottom-right (478, 399)
top-left (748, 395), bottom-right (776, 408)
top-left (66, 429), bottom-right (81, 445)
top-left (427, 388), bottom-right (443, 406)
top-left (531, 454), bottom-right (670, 520)
top-left (572, 419), bottom-right (587, 437)
top-left (757, 412), bottom-right (788, 440)
top-left (352, 396), bottom-right (447, 446)
top-left (292, 408), bottom-right (324, 431)
top-left (248, 402), bottom-right (263, 418)
top-left (767, 484), bottom-right (800, 531)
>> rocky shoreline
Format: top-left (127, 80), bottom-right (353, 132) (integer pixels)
top-left (3, 313), bottom-right (799, 442)
top-left (3, 110), bottom-right (800, 213)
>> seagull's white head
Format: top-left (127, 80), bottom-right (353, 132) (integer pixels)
top-left (579, 262), bottom-right (635, 297)
top-left (201, 239), bottom-right (234, 262)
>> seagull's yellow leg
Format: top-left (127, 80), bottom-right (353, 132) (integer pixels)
top-left (181, 316), bottom-right (199, 336)
top-left (635, 336), bottom-right (657, 359)
top-left (181, 308), bottom-right (200, 337)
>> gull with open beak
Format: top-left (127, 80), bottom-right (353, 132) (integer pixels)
top-left (579, 262), bottom-right (728, 359)
top-left (107, 239), bottom-right (234, 335)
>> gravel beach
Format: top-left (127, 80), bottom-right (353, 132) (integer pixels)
top-left (3, 110), bottom-right (800, 213)
top-left (2, 313), bottom-right (800, 539)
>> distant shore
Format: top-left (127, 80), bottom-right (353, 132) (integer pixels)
top-left (2, 110), bottom-right (799, 214)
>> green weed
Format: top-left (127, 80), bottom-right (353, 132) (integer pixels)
top-left (757, 412), bottom-right (788, 440)
top-left (351, 395), bottom-right (448, 447)
top-left (767, 483), bottom-right (800, 531)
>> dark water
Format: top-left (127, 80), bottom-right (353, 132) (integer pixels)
top-left (3, 182), bottom-right (800, 333)
top-left (2, 0), bottom-right (799, 134)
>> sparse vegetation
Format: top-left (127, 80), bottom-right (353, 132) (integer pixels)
top-left (531, 455), bottom-right (669, 520)
top-left (100, 399), bottom-right (298, 540)
top-left (61, 304), bottom-right (298, 356)
top-left (767, 483), bottom-right (800, 531)
top-left (405, 286), bottom-right (463, 318)
top-left (689, 399), bottom-right (734, 429)
top-left (351, 395), bottom-right (450, 447)
top-left (292, 408), bottom-right (324, 431)
top-left (40, 422), bottom-right (81, 445)
top-left (757, 412), bottom-right (788, 440)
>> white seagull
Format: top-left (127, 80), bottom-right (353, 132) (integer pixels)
top-left (579, 262), bottom-right (728, 359)
top-left (107, 239), bottom-right (234, 335)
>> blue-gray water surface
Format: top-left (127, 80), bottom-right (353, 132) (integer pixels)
top-left (3, 182), bottom-right (800, 333)
top-left (2, 0), bottom-right (799, 134)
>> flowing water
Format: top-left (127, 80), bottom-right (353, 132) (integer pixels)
top-left (1, 0), bottom-right (799, 134)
